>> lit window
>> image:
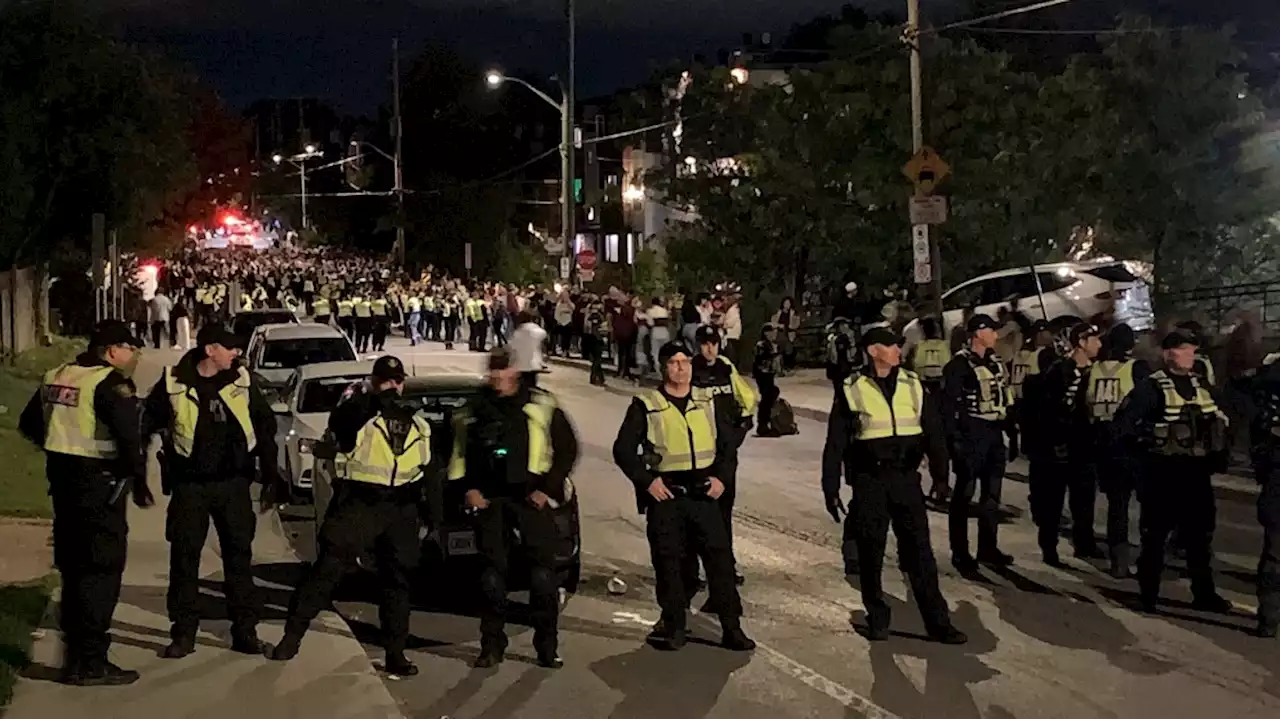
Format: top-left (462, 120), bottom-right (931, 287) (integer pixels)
top-left (606, 175), bottom-right (618, 186)
top-left (626, 234), bottom-right (635, 264)
top-left (606, 234), bottom-right (620, 263)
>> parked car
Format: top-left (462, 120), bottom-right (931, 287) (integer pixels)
top-left (246, 323), bottom-right (358, 393)
top-left (232, 308), bottom-right (299, 339)
top-left (310, 374), bottom-right (582, 596)
top-left (270, 361), bottom-right (374, 501)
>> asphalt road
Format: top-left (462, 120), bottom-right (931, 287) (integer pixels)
top-left (276, 334), bottom-right (1280, 719)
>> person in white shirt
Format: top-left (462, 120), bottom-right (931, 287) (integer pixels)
top-left (510, 311), bottom-right (548, 390)
top-left (722, 295), bottom-right (743, 365)
top-left (644, 298), bottom-right (672, 374)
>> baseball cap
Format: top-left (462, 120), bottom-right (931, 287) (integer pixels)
top-left (196, 324), bottom-right (246, 351)
top-left (1162, 329), bottom-right (1200, 350)
top-left (966, 314), bottom-right (999, 333)
top-left (658, 341), bottom-right (693, 365)
top-left (695, 325), bottom-right (721, 345)
top-left (372, 355), bottom-right (408, 381)
top-left (1068, 323), bottom-right (1101, 346)
top-left (861, 327), bottom-right (904, 348)
top-left (90, 320), bottom-right (144, 349)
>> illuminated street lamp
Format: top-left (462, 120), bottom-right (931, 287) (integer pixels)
top-left (273, 146), bottom-right (324, 229)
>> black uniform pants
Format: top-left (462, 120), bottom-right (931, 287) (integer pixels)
top-left (822, 391), bottom-right (858, 570)
top-left (474, 497), bottom-right (561, 656)
top-left (355, 317), bottom-right (374, 352)
top-left (1258, 468), bottom-right (1280, 627)
top-left (681, 454), bottom-right (741, 582)
top-left (1136, 457), bottom-right (1217, 603)
top-left (443, 317), bottom-right (458, 346)
top-left (850, 469), bottom-right (952, 633)
top-left (756, 375), bottom-right (779, 430)
top-left (1028, 459), bottom-right (1098, 553)
top-left (166, 477), bottom-right (258, 639)
top-left (372, 317), bottom-right (389, 350)
top-left (647, 495), bottom-right (743, 624)
top-left (284, 488), bottom-right (420, 656)
top-left (338, 316), bottom-right (355, 339)
top-left (923, 384), bottom-right (950, 491)
top-left (315, 313), bottom-right (330, 328)
top-left (51, 473), bottom-right (129, 667)
top-left (949, 422), bottom-right (1006, 558)
top-left (1098, 453), bottom-right (1139, 551)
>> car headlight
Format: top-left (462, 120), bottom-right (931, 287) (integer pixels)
top-left (298, 438), bottom-right (317, 455)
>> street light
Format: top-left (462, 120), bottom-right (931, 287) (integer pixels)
top-left (273, 146), bottom-right (323, 230)
top-left (485, 71), bottom-right (503, 88)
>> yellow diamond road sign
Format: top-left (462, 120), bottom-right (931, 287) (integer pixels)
top-left (902, 146), bottom-right (951, 194)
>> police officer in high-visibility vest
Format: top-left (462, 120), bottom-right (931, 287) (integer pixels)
top-left (455, 348), bottom-right (580, 668)
top-left (1087, 322), bottom-right (1151, 578)
top-left (612, 341), bottom-right (755, 652)
top-left (19, 321), bottom-right (152, 686)
top-left (270, 356), bottom-right (442, 675)
top-left (144, 324), bottom-right (282, 659)
top-left (1249, 351), bottom-right (1280, 637)
top-left (1176, 320), bottom-right (1217, 386)
top-left (466, 292), bottom-right (489, 352)
top-left (1008, 319), bottom-right (1052, 462)
top-left (312, 295), bottom-right (331, 327)
top-left (441, 292), bottom-right (459, 349)
top-left (405, 292), bottom-right (422, 345)
top-left (821, 316), bottom-right (863, 574)
top-left (1029, 322), bottom-right (1103, 568)
top-left (371, 290), bottom-right (390, 352)
top-left (353, 291), bottom-right (374, 353)
top-left (692, 325), bottom-right (758, 585)
top-left (842, 327), bottom-right (967, 644)
top-left (1114, 329), bottom-right (1232, 614)
top-left (907, 315), bottom-right (951, 501)
top-left (942, 314), bottom-right (1015, 575)
top-left (336, 293), bottom-right (356, 340)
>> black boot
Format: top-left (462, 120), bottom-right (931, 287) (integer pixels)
top-left (231, 631), bottom-right (268, 656)
top-left (473, 641), bottom-right (506, 668)
top-left (267, 632), bottom-right (303, 661)
top-left (647, 614), bottom-right (688, 651)
top-left (163, 633), bottom-right (197, 659)
top-left (70, 660), bottom-right (140, 686)
top-left (384, 653), bottom-right (419, 676)
top-left (720, 618), bottom-right (756, 652)
top-left (929, 626), bottom-right (969, 645)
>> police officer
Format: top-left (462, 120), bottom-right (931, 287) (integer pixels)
top-left (312, 294), bottom-right (331, 327)
top-left (842, 327), bottom-right (967, 644)
top-left (145, 325), bottom-right (281, 658)
top-left (371, 290), bottom-right (390, 352)
top-left (1029, 322), bottom-right (1103, 567)
top-left (821, 316), bottom-right (864, 574)
top-left (1250, 352), bottom-right (1280, 637)
top-left (336, 292), bottom-right (355, 339)
top-left (19, 321), bottom-right (152, 686)
top-left (270, 356), bottom-right (442, 675)
top-left (907, 315), bottom-right (951, 501)
top-left (942, 314), bottom-right (1015, 574)
top-left (1086, 323), bottom-right (1151, 577)
top-left (1114, 329), bottom-right (1231, 614)
top-left (456, 348), bottom-right (580, 668)
top-left (612, 341), bottom-right (755, 652)
top-left (752, 323), bottom-right (783, 436)
top-left (692, 325), bottom-right (758, 585)
top-left (1008, 319), bottom-right (1052, 462)
top-left (1176, 320), bottom-right (1216, 386)
top-left (354, 290), bottom-right (374, 353)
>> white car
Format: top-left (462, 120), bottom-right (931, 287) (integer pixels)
top-left (271, 361), bottom-right (374, 499)
top-left (246, 323), bottom-right (358, 391)
top-left (900, 259), bottom-right (1154, 344)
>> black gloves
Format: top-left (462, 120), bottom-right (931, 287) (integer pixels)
top-left (824, 491), bottom-right (846, 523)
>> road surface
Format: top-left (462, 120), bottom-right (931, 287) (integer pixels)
top-left (278, 334), bottom-right (1280, 719)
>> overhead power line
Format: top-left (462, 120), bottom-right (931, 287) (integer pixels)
top-left (955, 26), bottom-right (1197, 37)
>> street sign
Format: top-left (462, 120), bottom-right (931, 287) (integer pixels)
top-left (579, 269), bottom-right (595, 282)
top-left (577, 248), bottom-right (597, 271)
top-left (912, 225), bottom-right (932, 284)
top-left (464, 242), bottom-right (472, 270)
top-left (902, 146), bottom-right (951, 195)
top-left (559, 256), bottom-right (571, 280)
top-left (909, 195), bottom-right (948, 225)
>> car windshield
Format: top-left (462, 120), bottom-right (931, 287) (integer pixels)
top-left (297, 376), bottom-right (364, 414)
top-left (397, 391), bottom-right (478, 426)
top-left (233, 312), bottom-right (295, 337)
top-left (259, 338), bottom-right (355, 370)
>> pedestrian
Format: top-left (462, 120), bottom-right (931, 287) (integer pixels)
top-left (646, 297), bottom-right (672, 375)
top-left (145, 324), bottom-right (284, 659)
top-left (841, 327), bottom-right (968, 644)
top-left (1114, 328), bottom-right (1232, 614)
top-left (752, 324), bottom-right (782, 436)
top-left (770, 297), bottom-right (801, 371)
top-left (404, 292), bottom-right (421, 345)
top-left (942, 313), bottom-right (1015, 575)
top-left (454, 348), bottom-right (580, 668)
top-left (612, 341), bottom-right (755, 652)
top-left (442, 293), bottom-right (459, 349)
top-left (149, 290), bottom-right (173, 349)
top-left (354, 291), bottom-right (374, 353)
top-left (511, 310), bottom-right (547, 391)
top-left (585, 298), bottom-right (608, 386)
top-left (270, 356), bottom-right (442, 675)
top-left (1250, 352), bottom-right (1280, 637)
top-left (721, 293), bottom-right (743, 365)
top-left (19, 321), bottom-right (153, 686)
top-left (171, 297), bottom-right (192, 351)
top-left (691, 325), bottom-right (757, 584)
top-left (613, 297), bottom-right (639, 380)
top-left (554, 290), bottom-right (575, 357)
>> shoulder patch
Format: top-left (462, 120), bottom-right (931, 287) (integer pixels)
top-left (114, 383), bottom-right (135, 398)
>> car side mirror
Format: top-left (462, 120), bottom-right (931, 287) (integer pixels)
top-left (312, 441), bottom-right (338, 460)
top-left (270, 401), bottom-right (289, 415)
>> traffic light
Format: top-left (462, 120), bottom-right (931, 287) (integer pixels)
top-left (573, 178), bottom-right (583, 204)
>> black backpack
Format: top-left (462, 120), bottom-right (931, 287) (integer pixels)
top-left (771, 399), bottom-right (800, 436)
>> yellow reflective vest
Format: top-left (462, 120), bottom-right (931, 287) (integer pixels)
top-left (336, 299), bottom-right (354, 317)
top-left (971, 358), bottom-right (1011, 422)
top-left (371, 298), bottom-right (388, 317)
top-left (41, 364), bottom-right (118, 459)
top-left (638, 389), bottom-right (718, 472)
top-left (1149, 370), bottom-right (1227, 457)
top-left (1009, 348), bottom-right (1040, 400)
top-left (445, 392), bottom-right (574, 507)
top-left (1086, 359), bottom-right (1136, 422)
top-left (165, 366), bottom-right (256, 457)
top-left (465, 299), bottom-right (484, 321)
top-left (354, 298), bottom-right (372, 318)
top-left (912, 339), bottom-right (948, 381)
top-left (342, 414), bottom-right (432, 486)
top-left (844, 369), bottom-right (925, 440)
top-left (406, 296), bottom-right (421, 313)
top-left (312, 298), bottom-right (330, 316)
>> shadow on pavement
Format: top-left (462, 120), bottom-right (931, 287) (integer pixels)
top-left (590, 640), bottom-right (752, 719)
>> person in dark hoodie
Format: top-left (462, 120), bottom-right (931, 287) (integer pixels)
top-left (145, 324), bottom-right (283, 660)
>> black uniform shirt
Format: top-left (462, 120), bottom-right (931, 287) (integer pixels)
top-left (463, 385), bottom-right (579, 502)
top-left (1112, 369), bottom-right (1225, 466)
top-left (941, 346), bottom-right (1003, 440)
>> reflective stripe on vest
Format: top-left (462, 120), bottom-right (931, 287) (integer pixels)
top-left (41, 364), bottom-right (118, 459)
top-left (371, 298), bottom-right (388, 316)
top-left (1150, 371), bottom-right (1226, 457)
top-left (165, 366), bottom-right (257, 457)
top-left (637, 390), bottom-right (717, 472)
top-left (972, 362), bottom-right (1010, 422)
top-left (843, 370), bottom-right (924, 440)
top-left (1009, 349), bottom-right (1040, 400)
top-left (913, 339), bottom-right (948, 381)
top-left (337, 300), bottom-right (354, 317)
top-left (343, 414), bottom-right (432, 486)
top-left (445, 393), bottom-right (574, 506)
top-left (1196, 354), bottom-right (1217, 386)
top-left (1086, 359), bottom-right (1136, 422)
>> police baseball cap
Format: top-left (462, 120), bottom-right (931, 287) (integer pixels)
top-left (372, 355), bottom-right (408, 381)
top-left (196, 324), bottom-right (246, 351)
top-left (1161, 329), bottom-right (1200, 350)
top-left (1068, 323), bottom-right (1101, 347)
top-left (966, 314), bottom-right (999, 333)
top-left (658, 341), bottom-right (693, 365)
top-left (90, 320), bottom-right (144, 349)
top-left (861, 327), bottom-right (904, 348)
top-left (695, 325), bottom-right (721, 345)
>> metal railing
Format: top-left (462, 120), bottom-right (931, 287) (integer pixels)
top-left (1157, 281), bottom-right (1280, 338)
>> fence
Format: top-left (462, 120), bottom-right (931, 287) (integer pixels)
top-left (1157, 282), bottom-right (1280, 338)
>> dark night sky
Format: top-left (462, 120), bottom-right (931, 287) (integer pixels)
top-left (92, 0), bottom-right (1276, 113)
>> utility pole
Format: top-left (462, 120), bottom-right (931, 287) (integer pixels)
top-left (300, 159), bottom-right (309, 230)
top-left (392, 38), bottom-right (406, 267)
top-left (907, 0), bottom-right (945, 319)
top-left (562, 0), bottom-right (576, 282)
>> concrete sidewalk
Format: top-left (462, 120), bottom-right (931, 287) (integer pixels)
top-left (7, 436), bottom-right (404, 717)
